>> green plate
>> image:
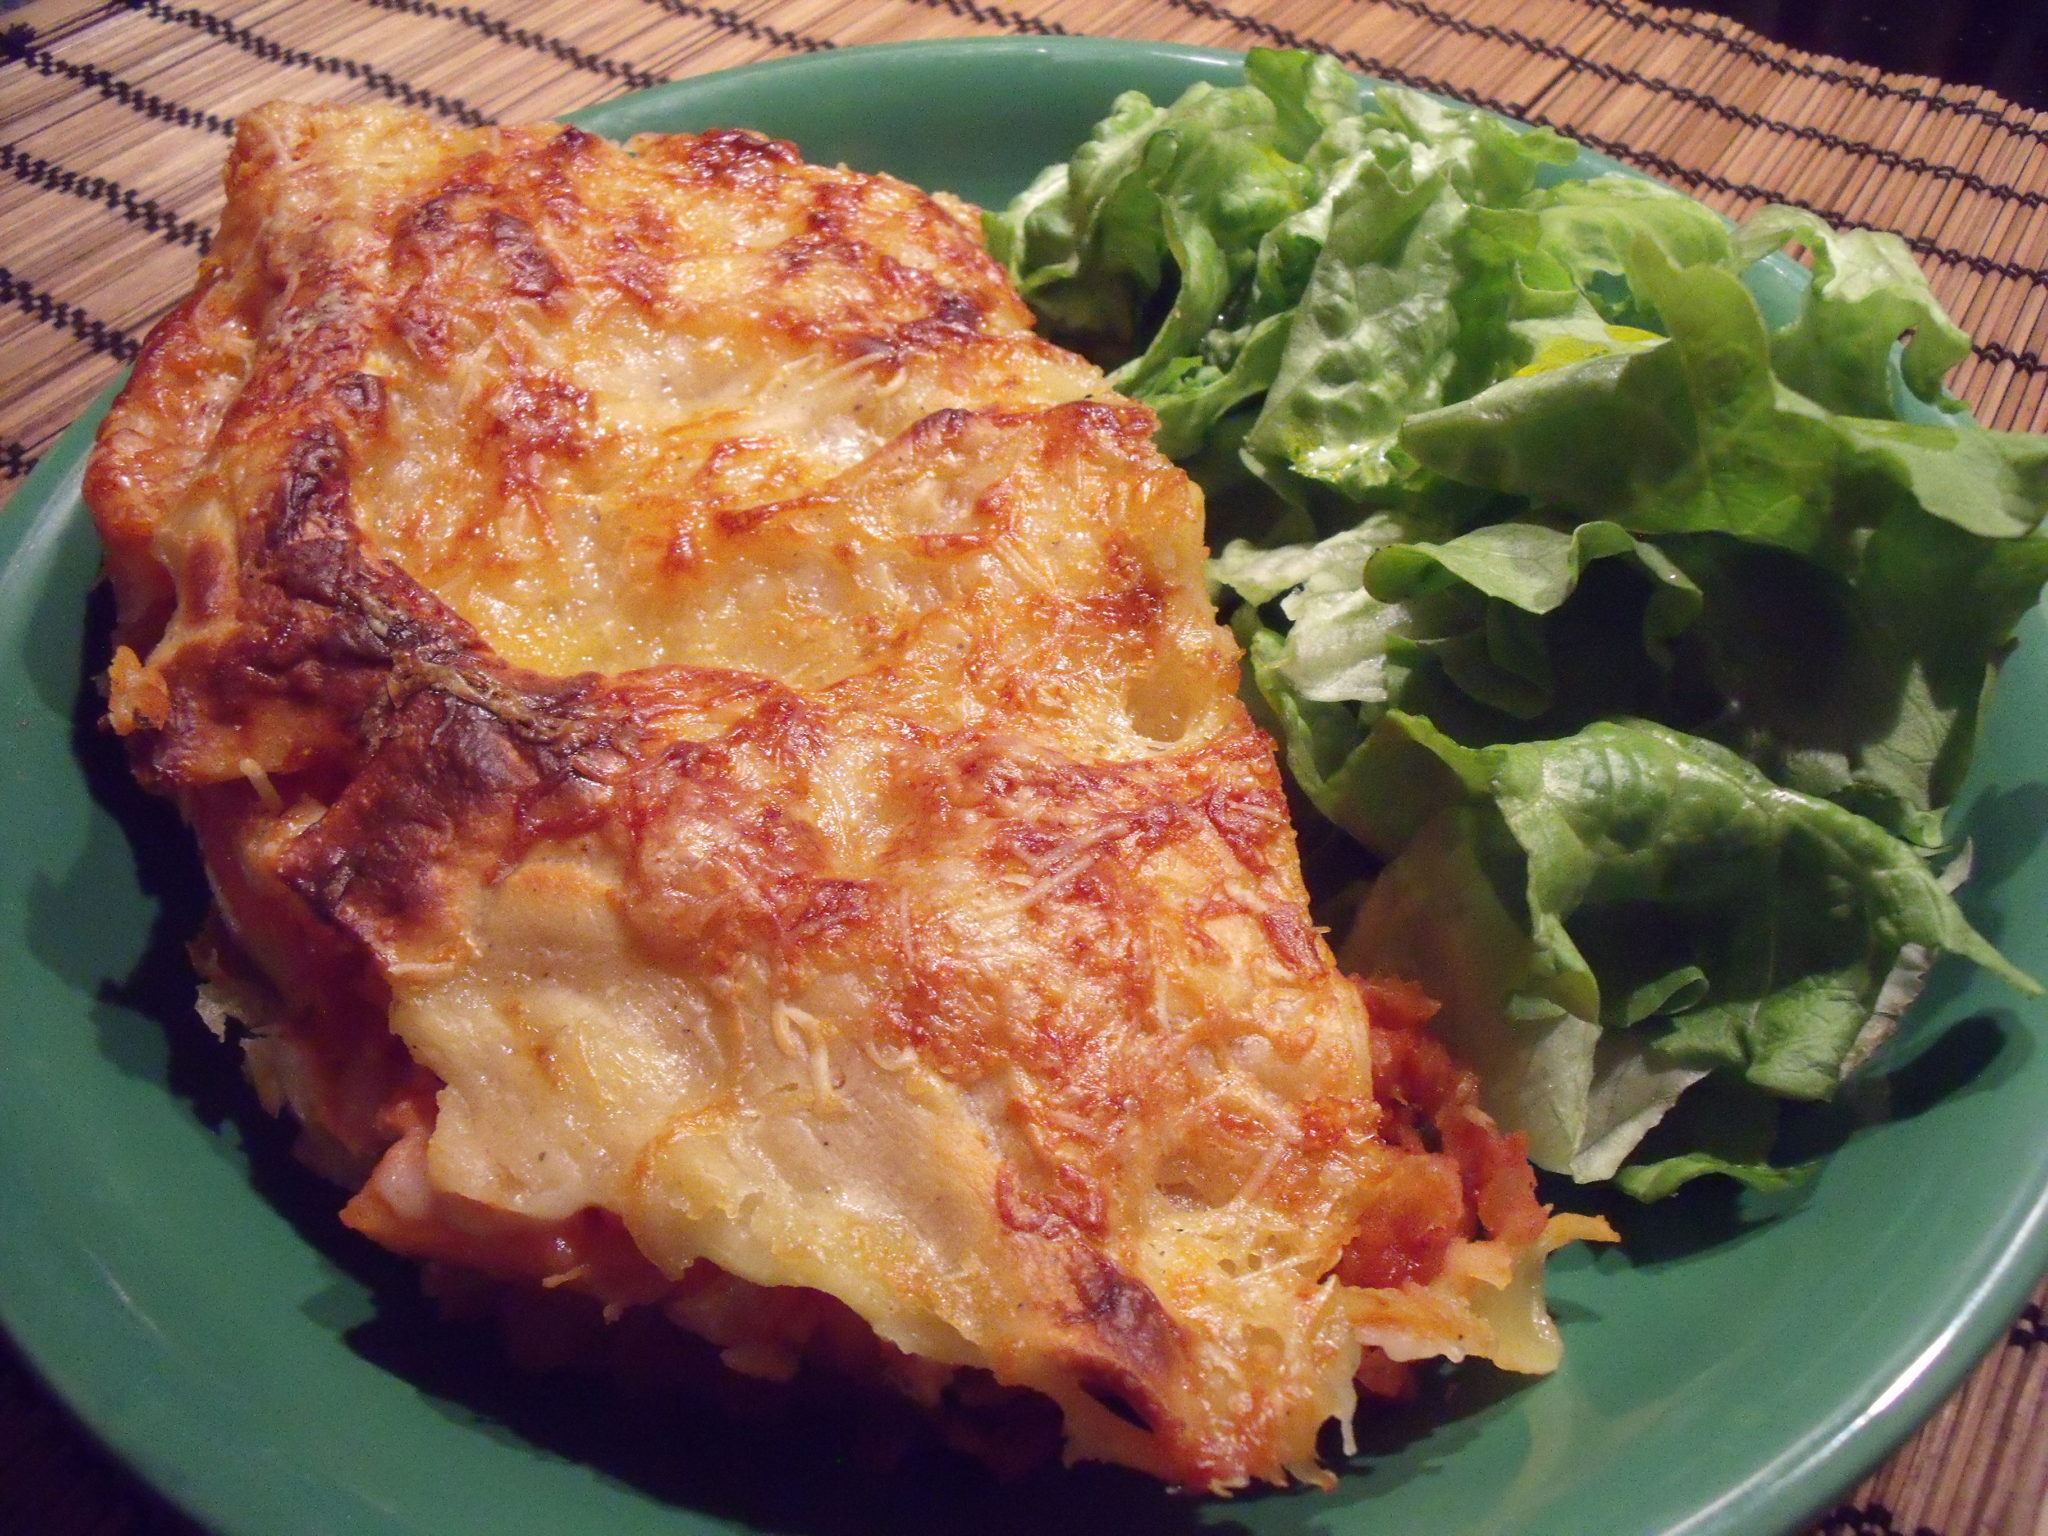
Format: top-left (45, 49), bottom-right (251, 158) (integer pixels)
top-left (4, 37), bottom-right (2046, 1536)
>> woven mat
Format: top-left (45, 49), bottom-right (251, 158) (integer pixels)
top-left (2, 1), bottom-right (2045, 1533)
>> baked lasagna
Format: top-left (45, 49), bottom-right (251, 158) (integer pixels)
top-left (86, 101), bottom-right (1599, 1491)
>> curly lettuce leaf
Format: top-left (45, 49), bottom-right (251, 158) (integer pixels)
top-left (1237, 162), bottom-right (1470, 500)
top-left (1335, 715), bottom-right (2036, 1180)
top-left (1400, 239), bottom-right (2048, 551)
top-left (1237, 105), bottom-right (1577, 502)
top-left (998, 50), bottom-right (2048, 1199)
top-left (985, 50), bottom-right (1366, 376)
top-left (1217, 511), bottom-right (1711, 766)
top-left (1532, 176), bottom-right (1735, 302)
top-left (1610, 1079), bottom-right (1817, 1201)
top-left (1734, 204), bottom-right (1971, 419)
top-left (1615, 1152), bottom-right (1811, 1202)
top-left (1107, 92), bottom-right (1319, 395)
top-left (1399, 239), bottom-right (2048, 833)
top-left (982, 90), bottom-right (1169, 344)
top-left (1243, 44), bottom-right (1367, 159)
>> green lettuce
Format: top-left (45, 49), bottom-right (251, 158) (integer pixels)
top-left (994, 50), bottom-right (2048, 1199)
top-left (1336, 716), bottom-right (2030, 1173)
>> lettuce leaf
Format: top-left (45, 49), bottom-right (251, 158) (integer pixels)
top-left (1732, 205), bottom-right (1971, 419)
top-left (1334, 716), bottom-right (2036, 1180)
top-left (1400, 240), bottom-right (2048, 836)
top-left (996, 49), bottom-right (2048, 1199)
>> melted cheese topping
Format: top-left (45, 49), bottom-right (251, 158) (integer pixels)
top-left (85, 101), bottom-right (1579, 1491)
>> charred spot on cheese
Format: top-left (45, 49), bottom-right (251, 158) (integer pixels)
top-left (85, 100), bottom-right (1587, 1494)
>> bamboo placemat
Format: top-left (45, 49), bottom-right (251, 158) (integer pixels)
top-left (1, 1), bottom-right (2045, 1533)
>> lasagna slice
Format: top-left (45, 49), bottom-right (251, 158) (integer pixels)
top-left (87, 101), bottom-right (1597, 1491)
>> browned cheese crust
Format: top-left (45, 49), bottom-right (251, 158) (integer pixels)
top-left (86, 102), bottom-right (1570, 1491)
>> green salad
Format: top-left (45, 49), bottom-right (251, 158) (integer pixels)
top-left (987, 48), bottom-right (2048, 1200)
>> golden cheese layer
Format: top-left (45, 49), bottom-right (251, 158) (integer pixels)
top-left (87, 101), bottom-right (1572, 1491)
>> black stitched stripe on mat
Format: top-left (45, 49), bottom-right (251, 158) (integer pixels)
top-left (0, 439), bottom-right (40, 482)
top-left (0, 24), bottom-right (231, 136)
top-left (1574, 83), bottom-right (2048, 215)
top-left (354, 0), bottom-right (670, 93)
top-left (1319, 0), bottom-right (2048, 185)
top-left (122, 1), bottom-right (493, 126)
top-left (2014, 1302), bottom-right (2045, 1348)
top-left (903, 0), bottom-right (1068, 36)
top-left (634, 0), bottom-right (834, 55)
top-left (0, 265), bottom-right (141, 363)
top-left (1189, 0), bottom-right (2048, 177)
top-left (1973, 340), bottom-right (2048, 377)
top-left (0, 143), bottom-right (212, 253)
top-left (1570, 0), bottom-right (2048, 149)
top-left (1809, 1504), bottom-right (1904, 1536)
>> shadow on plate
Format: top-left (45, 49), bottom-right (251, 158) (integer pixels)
top-left (1326, 1360), bottom-right (1537, 1500)
top-left (1545, 1170), bottom-right (1774, 1270)
top-left (1548, 1003), bottom-right (2026, 1270)
top-left (0, 1326), bottom-right (210, 1536)
top-left (1948, 780), bottom-right (2048, 906)
top-left (40, 584), bottom-right (428, 1274)
top-left (330, 1278), bottom-right (1526, 1535)
top-left (1778, 1007), bottom-right (2028, 1161)
top-left (341, 1290), bottom-right (1255, 1536)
